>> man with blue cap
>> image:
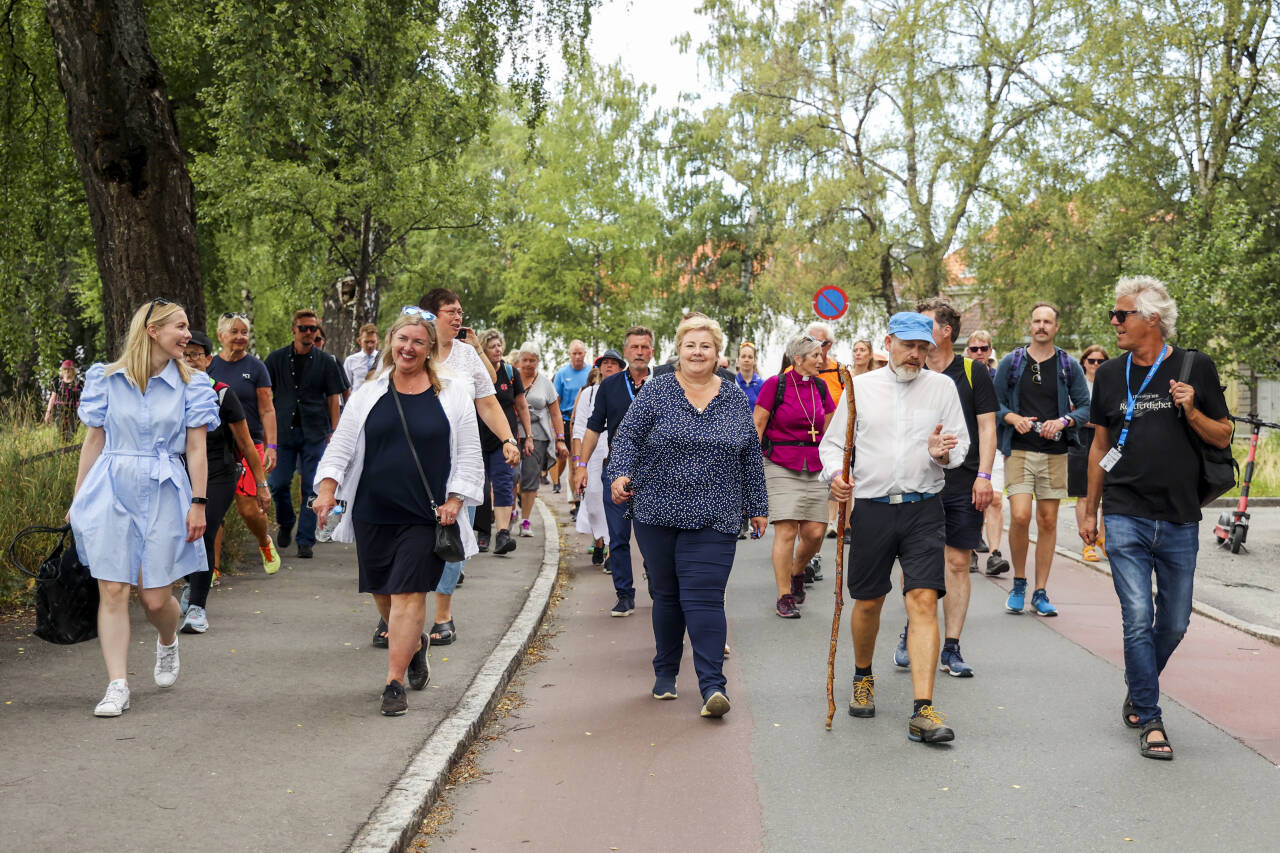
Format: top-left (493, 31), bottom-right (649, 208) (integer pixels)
top-left (819, 311), bottom-right (969, 744)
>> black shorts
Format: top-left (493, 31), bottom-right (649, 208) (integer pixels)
top-left (941, 492), bottom-right (984, 550)
top-left (846, 497), bottom-right (946, 600)
top-left (354, 521), bottom-right (445, 595)
top-left (1067, 446), bottom-right (1089, 498)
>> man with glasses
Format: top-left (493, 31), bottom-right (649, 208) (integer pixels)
top-left (993, 303), bottom-right (1091, 615)
top-left (965, 330), bottom-right (1010, 575)
top-left (265, 309), bottom-right (347, 558)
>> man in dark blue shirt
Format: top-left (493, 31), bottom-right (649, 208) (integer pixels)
top-left (264, 309), bottom-right (346, 558)
top-left (573, 326), bottom-right (654, 616)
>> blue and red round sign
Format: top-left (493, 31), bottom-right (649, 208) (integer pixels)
top-left (813, 285), bottom-right (848, 320)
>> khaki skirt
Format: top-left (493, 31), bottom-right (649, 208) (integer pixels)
top-left (765, 460), bottom-right (829, 524)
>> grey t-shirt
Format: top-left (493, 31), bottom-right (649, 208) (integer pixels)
top-left (523, 372), bottom-right (559, 442)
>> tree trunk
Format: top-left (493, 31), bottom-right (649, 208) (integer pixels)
top-left (44, 0), bottom-right (204, 355)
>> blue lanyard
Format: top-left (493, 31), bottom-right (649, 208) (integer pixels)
top-left (625, 373), bottom-right (645, 402)
top-left (1118, 346), bottom-right (1169, 448)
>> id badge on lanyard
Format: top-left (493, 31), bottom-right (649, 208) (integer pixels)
top-left (1102, 346), bottom-right (1169, 471)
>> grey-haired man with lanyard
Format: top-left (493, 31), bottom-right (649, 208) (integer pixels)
top-left (821, 312), bottom-right (968, 744)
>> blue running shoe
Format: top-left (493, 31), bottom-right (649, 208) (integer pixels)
top-left (893, 626), bottom-right (910, 668)
top-left (1032, 588), bottom-right (1058, 617)
top-left (939, 644), bottom-right (974, 677)
top-left (1006, 578), bottom-right (1027, 613)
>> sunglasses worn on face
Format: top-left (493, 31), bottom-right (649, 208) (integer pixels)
top-left (1109, 309), bottom-right (1140, 323)
top-left (401, 306), bottom-right (437, 321)
top-left (1085, 357), bottom-right (1106, 365)
top-left (967, 344), bottom-right (990, 353)
top-left (296, 324), bottom-right (319, 333)
top-left (144, 297), bottom-right (172, 327)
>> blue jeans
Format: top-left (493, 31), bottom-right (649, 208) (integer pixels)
top-left (632, 521), bottom-right (737, 699)
top-left (1104, 514), bottom-right (1199, 724)
top-left (603, 470), bottom-right (634, 598)
top-left (437, 506), bottom-right (476, 595)
top-left (269, 431), bottom-right (325, 547)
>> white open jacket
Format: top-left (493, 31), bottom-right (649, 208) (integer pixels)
top-left (315, 367), bottom-right (485, 557)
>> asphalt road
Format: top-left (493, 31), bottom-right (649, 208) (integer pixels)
top-left (434, 492), bottom-right (1280, 852)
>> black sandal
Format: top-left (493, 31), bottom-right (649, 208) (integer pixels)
top-left (1122, 695), bottom-right (1141, 728)
top-left (430, 620), bottom-right (456, 646)
top-left (1139, 719), bottom-right (1174, 760)
top-left (372, 618), bottom-right (389, 649)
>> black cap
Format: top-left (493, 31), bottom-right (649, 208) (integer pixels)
top-left (594, 349), bottom-right (625, 369)
top-left (187, 330), bottom-right (213, 355)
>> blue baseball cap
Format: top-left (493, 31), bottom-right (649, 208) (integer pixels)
top-left (887, 312), bottom-right (936, 344)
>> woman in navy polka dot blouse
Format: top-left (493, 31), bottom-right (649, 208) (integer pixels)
top-left (607, 314), bottom-right (768, 719)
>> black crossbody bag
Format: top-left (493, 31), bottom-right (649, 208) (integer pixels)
top-left (389, 382), bottom-right (466, 562)
top-left (1177, 349), bottom-right (1238, 506)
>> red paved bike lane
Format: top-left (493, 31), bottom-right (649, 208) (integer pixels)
top-left (985, 549), bottom-right (1280, 763)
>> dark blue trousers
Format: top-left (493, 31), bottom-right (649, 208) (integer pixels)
top-left (632, 521), bottom-right (737, 699)
top-left (602, 470), bottom-right (634, 597)
top-left (269, 430), bottom-right (325, 547)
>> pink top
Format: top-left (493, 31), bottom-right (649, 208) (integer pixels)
top-left (757, 373), bottom-right (836, 472)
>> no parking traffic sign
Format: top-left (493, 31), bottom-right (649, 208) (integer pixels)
top-left (813, 285), bottom-right (848, 320)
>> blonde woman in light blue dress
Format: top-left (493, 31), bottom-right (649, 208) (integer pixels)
top-left (69, 299), bottom-right (220, 717)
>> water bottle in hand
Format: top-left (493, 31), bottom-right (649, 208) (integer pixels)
top-left (315, 500), bottom-right (347, 542)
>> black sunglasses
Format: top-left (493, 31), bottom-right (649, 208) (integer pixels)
top-left (1109, 309), bottom-right (1140, 323)
top-left (1085, 357), bottom-right (1106, 365)
top-left (967, 344), bottom-right (991, 353)
top-left (221, 311), bottom-right (248, 320)
top-left (296, 324), bottom-right (319, 333)
top-left (143, 297), bottom-right (172, 327)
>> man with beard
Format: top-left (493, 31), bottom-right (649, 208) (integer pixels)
top-left (820, 313), bottom-right (968, 744)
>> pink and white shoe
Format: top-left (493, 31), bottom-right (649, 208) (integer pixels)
top-left (519, 519), bottom-right (533, 537)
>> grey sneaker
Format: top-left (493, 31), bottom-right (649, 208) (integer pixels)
top-left (181, 605), bottom-right (208, 634)
top-left (849, 675), bottom-right (876, 717)
top-left (154, 638), bottom-right (180, 688)
top-left (93, 679), bottom-right (130, 717)
top-left (908, 705), bottom-right (955, 743)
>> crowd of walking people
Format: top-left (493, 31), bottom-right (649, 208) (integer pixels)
top-left (58, 275), bottom-right (1229, 759)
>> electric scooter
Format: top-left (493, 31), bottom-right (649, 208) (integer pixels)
top-left (1213, 413), bottom-right (1279, 553)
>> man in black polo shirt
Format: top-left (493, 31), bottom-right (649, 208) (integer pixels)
top-left (888, 298), bottom-right (998, 678)
top-left (265, 309), bottom-right (346, 558)
top-left (573, 325), bottom-right (654, 617)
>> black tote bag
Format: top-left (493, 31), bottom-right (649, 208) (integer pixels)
top-left (7, 524), bottom-right (99, 644)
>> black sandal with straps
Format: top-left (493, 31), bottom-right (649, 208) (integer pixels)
top-left (1139, 718), bottom-right (1174, 760)
top-left (1122, 695), bottom-right (1141, 728)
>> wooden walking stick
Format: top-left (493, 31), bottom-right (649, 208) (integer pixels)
top-left (826, 367), bottom-right (856, 730)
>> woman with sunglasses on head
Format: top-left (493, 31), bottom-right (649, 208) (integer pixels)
top-left (754, 334), bottom-right (837, 618)
top-left (312, 309), bottom-right (483, 716)
top-left (208, 312), bottom-right (282, 575)
top-left (1072, 345), bottom-right (1110, 561)
top-left (69, 299), bottom-right (220, 717)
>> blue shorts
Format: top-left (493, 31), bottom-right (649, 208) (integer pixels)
top-left (486, 446), bottom-right (516, 507)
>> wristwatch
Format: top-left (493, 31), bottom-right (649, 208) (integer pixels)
top-left (504, 437), bottom-right (519, 448)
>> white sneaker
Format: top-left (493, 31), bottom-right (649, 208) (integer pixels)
top-left (519, 519), bottom-right (533, 537)
top-left (154, 637), bottom-right (180, 688)
top-left (181, 605), bottom-right (208, 634)
top-left (94, 679), bottom-right (130, 717)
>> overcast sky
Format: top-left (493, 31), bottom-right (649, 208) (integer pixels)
top-left (586, 0), bottom-right (719, 113)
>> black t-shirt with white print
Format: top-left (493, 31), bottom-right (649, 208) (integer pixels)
top-left (1089, 346), bottom-right (1229, 524)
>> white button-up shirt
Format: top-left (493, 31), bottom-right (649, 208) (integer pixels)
top-left (343, 349), bottom-right (380, 393)
top-left (819, 366), bottom-right (968, 498)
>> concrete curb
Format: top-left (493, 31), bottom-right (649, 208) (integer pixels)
top-left (1025, 530), bottom-right (1280, 646)
top-left (348, 498), bottom-right (561, 853)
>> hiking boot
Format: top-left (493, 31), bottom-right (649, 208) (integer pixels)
top-left (985, 550), bottom-right (1010, 576)
top-left (94, 679), bottom-right (130, 717)
top-left (775, 593), bottom-right (800, 619)
top-left (700, 691), bottom-right (731, 718)
top-left (848, 675), bottom-right (876, 718)
top-left (652, 676), bottom-right (678, 700)
top-left (493, 529), bottom-right (516, 555)
top-left (380, 680), bottom-right (408, 716)
top-left (805, 556), bottom-right (823, 583)
top-left (154, 638), bottom-right (180, 688)
top-left (408, 634), bottom-right (431, 690)
top-left (181, 605), bottom-right (208, 635)
top-left (908, 705), bottom-right (955, 743)
top-left (893, 627), bottom-right (910, 668)
top-left (611, 595), bottom-right (635, 617)
top-left (1032, 588), bottom-right (1058, 617)
top-left (1006, 578), bottom-right (1027, 613)
top-left (939, 643), bottom-right (974, 677)
top-left (790, 573), bottom-right (806, 605)
top-left (261, 537), bottom-right (281, 574)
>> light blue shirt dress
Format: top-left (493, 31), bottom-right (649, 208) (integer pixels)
top-left (70, 361), bottom-right (220, 588)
